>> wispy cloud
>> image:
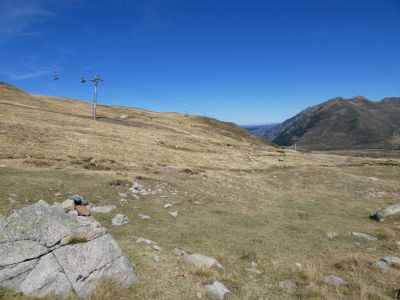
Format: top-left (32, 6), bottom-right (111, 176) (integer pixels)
top-left (0, 0), bottom-right (57, 43)
top-left (0, 67), bottom-right (55, 81)
top-left (0, 54), bottom-right (57, 81)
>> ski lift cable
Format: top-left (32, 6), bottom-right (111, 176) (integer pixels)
top-left (103, 81), bottom-right (188, 112)
top-left (104, 79), bottom-right (237, 121)
top-left (45, 66), bottom-right (239, 122)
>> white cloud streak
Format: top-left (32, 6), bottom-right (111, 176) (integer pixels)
top-left (0, 0), bottom-right (57, 43)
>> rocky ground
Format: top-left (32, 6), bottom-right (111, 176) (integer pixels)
top-left (1, 84), bottom-right (400, 299)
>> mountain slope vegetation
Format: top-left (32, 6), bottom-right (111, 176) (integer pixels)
top-left (252, 96), bottom-right (400, 150)
top-left (1, 83), bottom-right (400, 300)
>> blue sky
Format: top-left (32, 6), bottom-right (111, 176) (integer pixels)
top-left (1, 0), bottom-right (399, 124)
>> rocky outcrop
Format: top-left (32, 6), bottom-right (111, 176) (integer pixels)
top-left (0, 201), bottom-right (137, 298)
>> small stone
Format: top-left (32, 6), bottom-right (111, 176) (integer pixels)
top-left (396, 241), bottom-right (400, 246)
top-left (370, 260), bottom-right (389, 273)
top-left (163, 203), bottom-right (173, 208)
top-left (91, 205), bottom-right (117, 213)
top-left (112, 214), bottom-right (129, 226)
top-left (351, 232), bottom-right (378, 241)
top-left (54, 193), bottom-right (61, 197)
top-left (168, 210), bottom-right (178, 218)
top-left (0, 164), bottom-right (7, 168)
top-left (204, 281), bottom-right (230, 299)
top-left (382, 256), bottom-right (400, 267)
top-left (153, 245), bottom-right (162, 251)
top-left (138, 214), bottom-right (151, 220)
top-left (118, 192), bottom-right (127, 198)
top-left (173, 248), bottom-right (186, 256)
top-left (75, 205), bottom-right (91, 216)
top-left (89, 157), bottom-right (98, 166)
top-left (67, 195), bottom-right (89, 206)
top-left (278, 157), bottom-right (284, 162)
top-left (279, 279), bottom-right (297, 290)
top-left (367, 247), bottom-right (376, 252)
top-left (135, 237), bottom-right (153, 245)
top-left (61, 199), bottom-right (75, 211)
top-left (120, 115), bottom-right (128, 119)
top-left (324, 231), bottom-right (338, 239)
top-left (295, 262), bottom-right (302, 268)
top-left (322, 275), bottom-right (348, 286)
top-left (185, 254), bottom-right (223, 269)
top-left (153, 256), bottom-right (160, 262)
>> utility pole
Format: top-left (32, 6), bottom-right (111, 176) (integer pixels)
top-left (82, 74), bottom-right (103, 120)
top-left (292, 135), bottom-right (300, 150)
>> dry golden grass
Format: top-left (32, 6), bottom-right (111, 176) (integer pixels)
top-left (1, 83), bottom-right (400, 299)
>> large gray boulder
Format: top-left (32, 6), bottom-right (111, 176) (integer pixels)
top-left (0, 201), bottom-right (137, 298)
top-left (370, 203), bottom-right (400, 221)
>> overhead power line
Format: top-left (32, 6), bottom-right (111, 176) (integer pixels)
top-left (44, 66), bottom-right (240, 122)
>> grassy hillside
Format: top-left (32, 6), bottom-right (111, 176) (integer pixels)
top-left (1, 84), bottom-right (400, 299)
top-left (260, 96), bottom-right (400, 151)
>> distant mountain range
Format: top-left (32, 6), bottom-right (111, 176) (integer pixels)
top-left (245, 96), bottom-right (400, 150)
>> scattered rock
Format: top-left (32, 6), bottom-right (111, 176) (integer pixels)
top-left (370, 260), bottom-right (389, 273)
top-left (135, 237), bottom-right (153, 245)
top-left (322, 275), bottom-right (348, 286)
top-left (138, 213), bottom-right (151, 220)
top-left (0, 202), bottom-right (136, 298)
top-left (89, 157), bottom-right (98, 166)
top-left (382, 256), bottom-right (400, 267)
top-left (278, 157), bottom-right (284, 162)
top-left (163, 203), bottom-right (173, 208)
top-left (74, 205), bottom-right (91, 216)
top-left (153, 256), bottom-right (160, 262)
top-left (370, 203), bottom-right (400, 222)
top-left (173, 248), bottom-right (186, 256)
top-left (324, 231), bottom-right (338, 239)
top-left (185, 254), bottom-right (223, 269)
top-left (112, 214), bottom-right (129, 226)
top-left (396, 241), bottom-right (400, 247)
top-left (351, 232), bottom-right (378, 241)
top-left (0, 164), bottom-right (7, 168)
top-left (204, 281), bottom-right (230, 299)
top-left (92, 205), bottom-right (116, 213)
top-left (279, 279), bottom-right (297, 290)
top-left (120, 115), bottom-right (128, 119)
top-left (295, 262), bottom-right (302, 268)
top-left (118, 192), bottom-right (127, 198)
top-left (54, 193), bottom-right (61, 197)
top-left (67, 195), bottom-right (89, 206)
top-left (168, 210), bottom-right (178, 218)
top-left (153, 245), bottom-right (161, 251)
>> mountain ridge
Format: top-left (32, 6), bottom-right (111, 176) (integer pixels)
top-left (247, 96), bottom-right (400, 150)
